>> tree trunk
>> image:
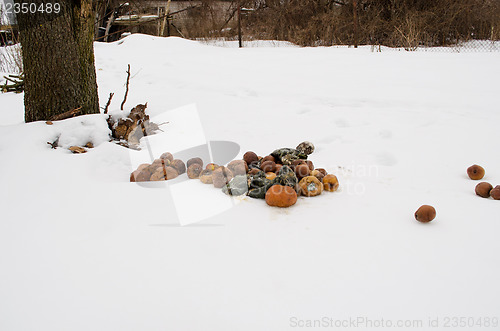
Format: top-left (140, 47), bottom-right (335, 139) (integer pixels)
top-left (15, 0), bottom-right (99, 123)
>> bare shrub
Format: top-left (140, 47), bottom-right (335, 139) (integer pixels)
top-left (0, 6), bottom-right (22, 74)
top-left (0, 43), bottom-right (23, 74)
top-left (241, 0), bottom-right (500, 48)
top-left (181, 0), bottom-right (239, 40)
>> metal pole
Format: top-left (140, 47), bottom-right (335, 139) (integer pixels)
top-left (238, 4), bottom-right (242, 48)
top-left (353, 0), bottom-right (358, 48)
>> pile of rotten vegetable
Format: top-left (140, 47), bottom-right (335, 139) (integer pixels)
top-left (130, 141), bottom-right (339, 208)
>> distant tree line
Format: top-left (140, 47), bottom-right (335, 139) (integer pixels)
top-left (185, 0), bottom-right (500, 48)
top-left (240, 0), bottom-right (500, 47)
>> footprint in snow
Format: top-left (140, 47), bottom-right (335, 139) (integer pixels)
top-left (378, 129), bottom-right (393, 139)
top-left (318, 135), bottom-right (341, 144)
top-left (374, 152), bottom-right (398, 166)
top-left (334, 118), bottom-right (349, 128)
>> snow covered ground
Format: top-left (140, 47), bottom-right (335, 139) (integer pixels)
top-left (1, 35), bottom-right (500, 330)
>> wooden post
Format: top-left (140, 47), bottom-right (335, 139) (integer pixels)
top-left (353, 0), bottom-right (358, 48)
top-left (167, 16), bottom-right (171, 37)
top-left (104, 10), bottom-right (115, 42)
top-left (157, 7), bottom-right (161, 36)
top-left (160, 0), bottom-right (171, 37)
top-left (238, 4), bottom-right (242, 48)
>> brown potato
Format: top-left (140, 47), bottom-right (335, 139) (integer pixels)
top-left (261, 155), bottom-right (276, 163)
top-left (165, 166), bottom-right (179, 180)
top-left (316, 168), bottom-right (328, 177)
top-left (150, 167), bottom-right (166, 181)
top-left (227, 160), bottom-right (248, 176)
top-left (212, 167), bottom-right (234, 188)
top-left (261, 160), bottom-right (277, 173)
top-left (305, 160), bottom-right (314, 171)
top-left (137, 163), bottom-right (150, 172)
top-left (248, 168), bottom-right (261, 176)
top-left (291, 159), bottom-right (306, 170)
top-left (295, 164), bottom-right (310, 180)
top-left (199, 169), bottom-right (213, 184)
top-left (170, 159), bottom-right (186, 175)
top-left (275, 164), bottom-right (283, 173)
top-left (187, 157), bottom-right (203, 169)
top-left (187, 163), bottom-right (203, 179)
top-left (160, 152), bottom-right (174, 163)
top-left (311, 169), bottom-right (325, 182)
top-left (243, 151), bottom-right (259, 166)
top-left (130, 170), bottom-right (141, 182)
top-left (135, 169), bottom-right (153, 182)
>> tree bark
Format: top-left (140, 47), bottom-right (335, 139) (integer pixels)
top-left (15, 0), bottom-right (99, 123)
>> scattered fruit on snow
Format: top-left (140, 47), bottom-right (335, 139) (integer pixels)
top-left (212, 166), bottom-right (234, 188)
top-left (414, 205), bottom-right (436, 223)
top-left (475, 182), bottom-right (493, 198)
top-left (187, 163), bottom-right (203, 179)
top-left (295, 164), bottom-right (310, 180)
top-left (187, 157), bottom-right (203, 169)
top-left (261, 160), bottom-right (277, 173)
top-left (227, 160), bottom-right (247, 176)
top-left (467, 164), bottom-right (485, 180)
top-left (199, 169), bottom-right (214, 184)
top-left (243, 151), bottom-right (259, 166)
top-left (322, 174), bottom-right (339, 192)
top-left (490, 186), bottom-right (500, 200)
top-left (170, 159), bottom-right (186, 174)
top-left (160, 152), bottom-right (174, 163)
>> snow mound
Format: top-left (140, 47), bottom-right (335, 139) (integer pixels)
top-left (52, 114), bottom-right (111, 149)
top-left (108, 34), bottom-right (205, 50)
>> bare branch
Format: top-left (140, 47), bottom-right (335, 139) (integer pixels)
top-left (120, 64), bottom-right (131, 111)
top-left (104, 92), bottom-right (114, 114)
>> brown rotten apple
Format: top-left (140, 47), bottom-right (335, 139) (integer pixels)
top-left (467, 164), bottom-right (485, 180)
top-left (299, 176), bottom-right (323, 197)
top-left (414, 205), bottom-right (436, 223)
top-left (475, 182), bottom-right (493, 198)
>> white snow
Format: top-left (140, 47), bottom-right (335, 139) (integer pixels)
top-left (1, 34), bottom-right (500, 330)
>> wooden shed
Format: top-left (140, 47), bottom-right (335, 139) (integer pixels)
top-left (97, 0), bottom-right (237, 41)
